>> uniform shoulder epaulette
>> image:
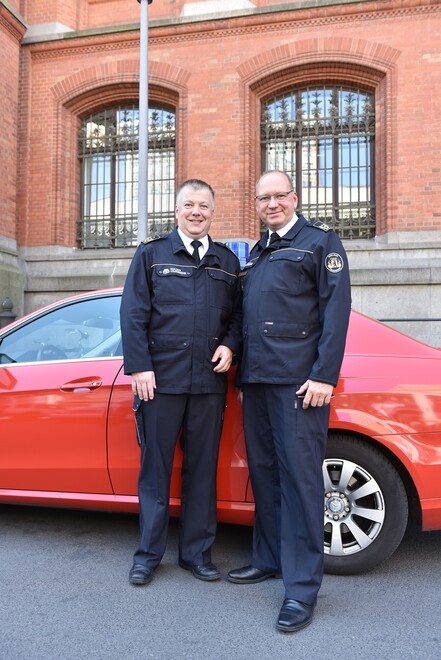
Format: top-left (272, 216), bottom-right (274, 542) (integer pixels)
top-left (142, 233), bottom-right (168, 244)
top-left (308, 220), bottom-right (331, 232)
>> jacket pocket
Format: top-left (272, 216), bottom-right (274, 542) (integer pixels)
top-left (152, 265), bottom-right (194, 304)
top-left (148, 334), bottom-right (192, 387)
top-left (263, 249), bottom-right (309, 294)
top-left (260, 321), bottom-right (310, 339)
top-left (207, 267), bottom-right (237, 311)
top-left (149, 334), bottom-right (192, 351)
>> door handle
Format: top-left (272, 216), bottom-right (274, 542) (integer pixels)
top-left (60, 378), bottom-right (103, 392)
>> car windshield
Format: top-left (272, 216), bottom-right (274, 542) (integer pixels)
top-left (0, 295), bottom-right (122, 364)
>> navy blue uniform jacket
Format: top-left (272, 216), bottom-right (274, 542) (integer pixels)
top-left (120, 228), bottom-right (242, 394)
top-left (240, 214), bottom-right (351, 387)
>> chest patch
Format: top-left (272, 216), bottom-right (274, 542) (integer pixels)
top-left (325, 253), bottom-right (344, 273)
top-left (157, 266), bottom-right (193, 277)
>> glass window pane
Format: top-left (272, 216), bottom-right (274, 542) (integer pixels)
top-left (0, 296), bottom-right (122, 363)
top-left (79, 104), bottom-right (176, 248)
top-left (262, 86), bottom-right (375, 238)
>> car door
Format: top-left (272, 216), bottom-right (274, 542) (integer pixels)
top-left (106, 364), bottom-right (184, 499)
top-left (107, 360), bottom-right (251, 508)
top-left (0, 293), bottom-right (122, 494)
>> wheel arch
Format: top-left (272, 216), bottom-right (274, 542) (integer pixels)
top-left (327, 429), bottom-right (422, 532)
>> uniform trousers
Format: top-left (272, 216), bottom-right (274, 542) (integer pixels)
top-left (134, 392), bottom-right (225, 568)
top-left (242, 383), bottom-right (329, 605)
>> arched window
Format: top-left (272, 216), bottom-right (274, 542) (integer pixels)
top-left (261, 86), bottom-right (375, 238)
top-left (78, 104), bottom-right (176, 248)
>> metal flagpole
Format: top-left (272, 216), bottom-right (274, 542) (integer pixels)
top-left (137, 0), bottom-right (153, 242)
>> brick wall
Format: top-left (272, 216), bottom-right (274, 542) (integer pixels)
top-left (0, 2), bottom-right (26, 240)
top-left (25, 0), bottom-right (81, 27)
top-left (6, 0), bottom-right (21, 13)
top-left (18, 0), bottom-right (441, 245)
top-left (87, 0), bottom-right (185, 27)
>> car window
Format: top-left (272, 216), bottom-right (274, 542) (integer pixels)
top-left (0, 295), bottom-right (122, 364)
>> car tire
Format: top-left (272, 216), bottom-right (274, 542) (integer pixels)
top-left (323, 434), bottom-right (408, 575)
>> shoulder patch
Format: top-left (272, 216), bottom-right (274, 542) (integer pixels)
top-left (309, 220), bottom-right (331, 232)
top-left (142, 233), bottom-right (168, 244)
top-left (325, 253), bottom-right (344, 273)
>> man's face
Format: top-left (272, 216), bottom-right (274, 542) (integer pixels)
top-left (255, 172), bottom-right (298, 232)
top-left (175, 186), bottom-right (214, 239)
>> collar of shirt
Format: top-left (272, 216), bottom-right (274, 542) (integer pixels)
top-left (177, 228), bottom-right (209, 259)
top-left (267, 213), bottom-right (298, 245)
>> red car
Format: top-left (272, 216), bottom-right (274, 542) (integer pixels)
top-left (0, 288), bottom-right (440, 575)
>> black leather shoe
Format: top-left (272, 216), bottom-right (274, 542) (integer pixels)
top-left (226, 565), bottom-right (276, 584)
top-left (179, 560), bottom-right (221, 581)
top-left (129, 563), bottom-right (154, 586)
top-left (276, 599), bottom-right (314, 632)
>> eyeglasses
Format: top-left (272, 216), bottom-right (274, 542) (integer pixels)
top-left (255, 191), bottom-right (294, 204)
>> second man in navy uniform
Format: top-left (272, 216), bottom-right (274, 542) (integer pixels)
top-left (121, 179), bottom-right (242, 586)
top-left (227, 170), bottom-right (351, 632)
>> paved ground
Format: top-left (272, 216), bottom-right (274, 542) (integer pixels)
top-left (0, 504), bottom-right (440, 660)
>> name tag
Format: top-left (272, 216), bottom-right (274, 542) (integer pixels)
top-left (157, 266), bottom-right (193, 277)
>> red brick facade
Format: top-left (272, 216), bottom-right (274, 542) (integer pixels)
top-left (1, 1), bottom-right (440, 344)
top-left (0, 3), bottom-right (25, 240)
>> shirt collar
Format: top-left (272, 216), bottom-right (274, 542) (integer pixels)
top-left (177, 228), bottom-right (209, 256)
top-left (267, 213), bottom-right (298, 244)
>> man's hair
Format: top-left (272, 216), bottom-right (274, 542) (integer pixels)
top-left (256, 170), bottom-right (294, 192)
top-left (176, 179), bottom-right (215, 206)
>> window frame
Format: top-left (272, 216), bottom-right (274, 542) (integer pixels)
top-left (78, 103), bottom-right (177, 249)
top-left (261, 85), bottom-right (376, 239)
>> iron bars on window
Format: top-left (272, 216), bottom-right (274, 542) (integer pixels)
top-left (261, 86), bottom-right (376, 239)
top-left (78, 104), bottom-right (176, 248)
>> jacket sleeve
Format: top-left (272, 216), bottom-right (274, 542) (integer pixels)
top-left (308, 231), bottom-right (352, 386)
top-left (120, 244), bottom-right (154, 375)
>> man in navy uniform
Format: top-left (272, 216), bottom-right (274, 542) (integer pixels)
top-left (227, 170), bottom-right (351, 632)
top-left (121, 179), bottom-right (241, 586)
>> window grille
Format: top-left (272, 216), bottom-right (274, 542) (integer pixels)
top-left (78, 105), bottom-right (176, 248)
top-left (261, 87), bottom-right (375, 239)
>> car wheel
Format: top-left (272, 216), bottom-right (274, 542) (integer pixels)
top-left (323, 434), bottom-right (408, 575)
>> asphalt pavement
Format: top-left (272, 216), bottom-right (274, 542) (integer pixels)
top-left (0, 504), bottom-right (440, 660)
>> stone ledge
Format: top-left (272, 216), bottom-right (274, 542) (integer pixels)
top-left (349, 266), bottom-right (441, 286)
top-left (20, 0), bottom-right (377, 44)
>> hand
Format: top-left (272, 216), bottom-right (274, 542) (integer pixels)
top-left (131, 371), bottom-right (156, 400)
top-left (211, 345), bottom-right (233, 373)
top-left (296, 379), bottom-right (333, 409)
